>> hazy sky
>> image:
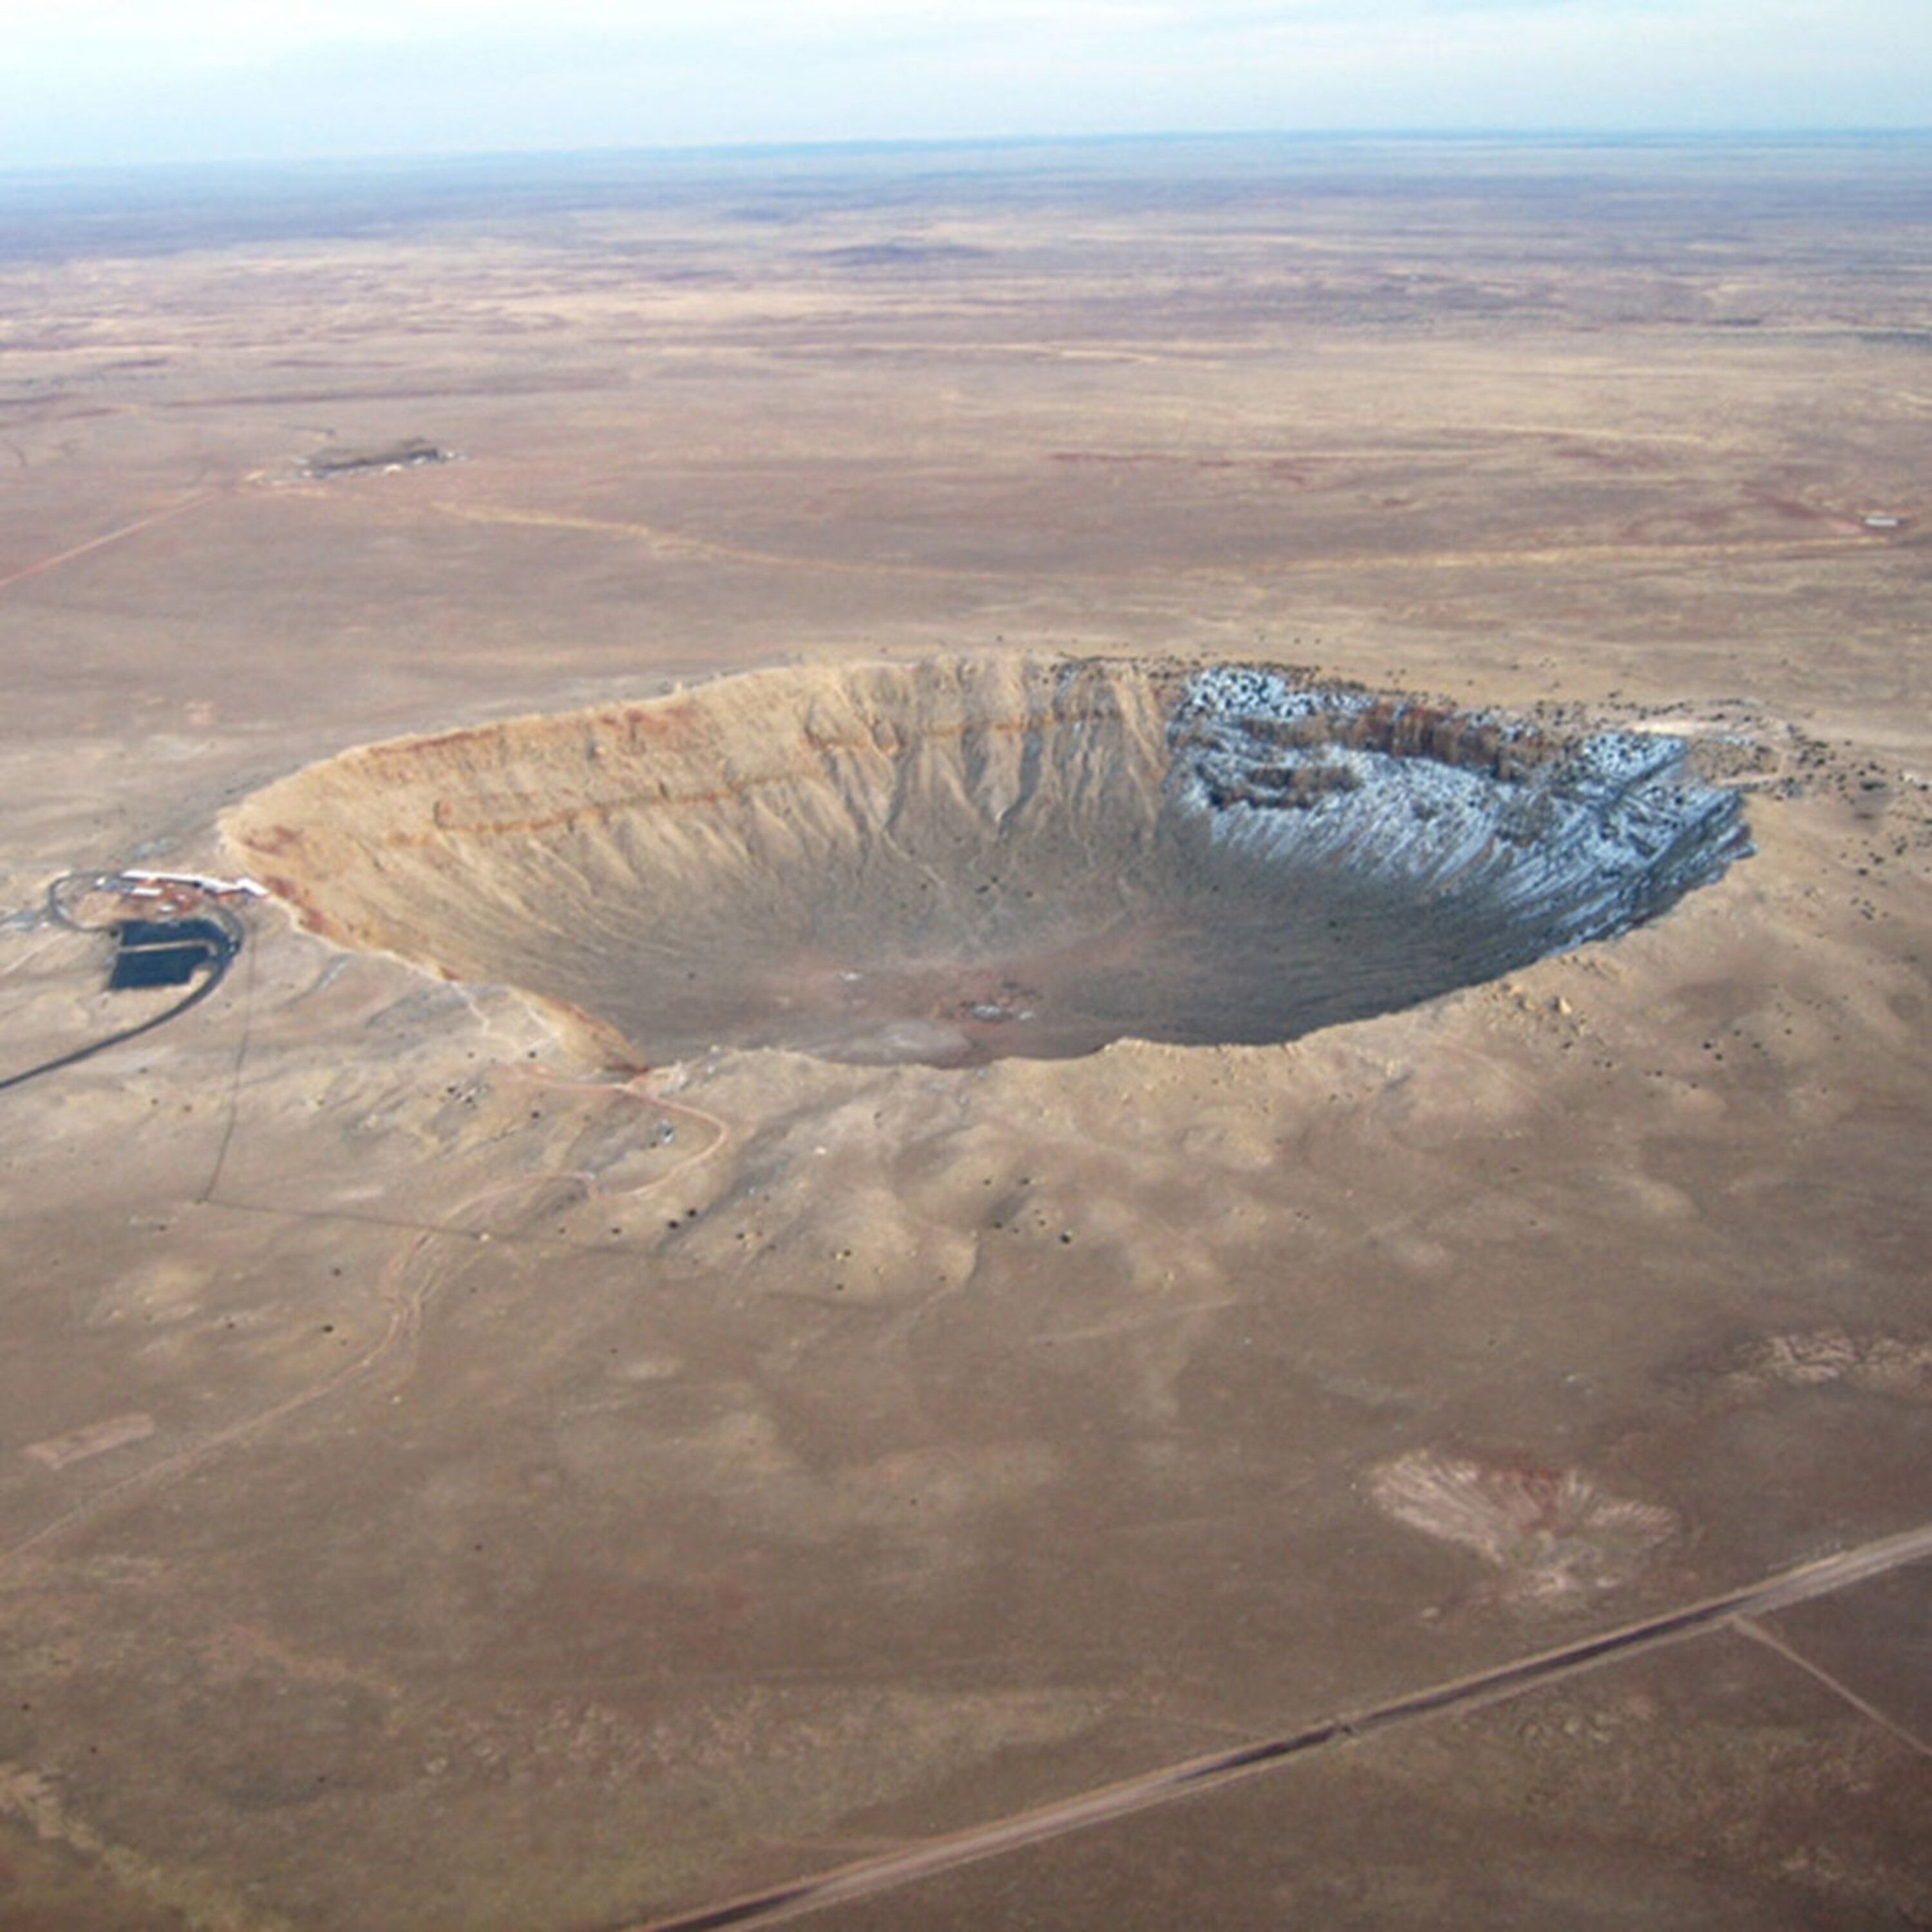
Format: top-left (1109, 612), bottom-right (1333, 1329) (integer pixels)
top-left (3, 0), bottom-right (1927, 168)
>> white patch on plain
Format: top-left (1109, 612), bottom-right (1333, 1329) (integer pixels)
top-left (1368, 1448), bottom-right (1678, 1603)
top-left (1723, 1330), bottom-right (1932, 1400)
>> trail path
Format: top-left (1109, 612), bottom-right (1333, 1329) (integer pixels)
top-left (0, 489), bottom-right (222, 595)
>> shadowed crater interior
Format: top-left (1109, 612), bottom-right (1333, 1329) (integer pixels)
top-left (227, 658), bottom-right (1750, 1066)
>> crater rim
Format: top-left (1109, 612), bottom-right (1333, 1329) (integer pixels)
top-left (223, 654), bottom-right (1753, 1070)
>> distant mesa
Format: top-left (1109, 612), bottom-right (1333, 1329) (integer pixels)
top-left (301, 437), bottom-right (455, 478)
top-left (816, 240), bottom-right (994, 270)
top-left (226, 658), bottom-right (1750, 1070)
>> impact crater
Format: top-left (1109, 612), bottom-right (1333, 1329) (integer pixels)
top-left (227, 658), bottom-right (1749, 1067)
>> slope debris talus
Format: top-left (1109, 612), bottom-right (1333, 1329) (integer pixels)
top-left (225, 657), bottom-right (1750, 1067)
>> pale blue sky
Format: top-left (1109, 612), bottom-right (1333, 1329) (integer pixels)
top-left (3, 0), bottom-right (1927, 167)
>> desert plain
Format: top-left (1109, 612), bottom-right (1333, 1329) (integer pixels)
top-left (0, 135), bottom-right (1929, 1928)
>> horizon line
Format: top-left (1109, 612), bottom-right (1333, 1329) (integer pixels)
top-left (5, 124), bottom-right (1931, 182)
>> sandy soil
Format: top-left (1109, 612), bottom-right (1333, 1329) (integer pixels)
top-left (0, 137), bottom-right (1928, 1930)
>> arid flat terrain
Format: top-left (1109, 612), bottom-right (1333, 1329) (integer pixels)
top-left (1, 136), bottom-right (1929, 1929)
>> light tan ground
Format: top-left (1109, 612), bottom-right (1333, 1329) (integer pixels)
top-left (0, 138), bottom-right (1927, 1929)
